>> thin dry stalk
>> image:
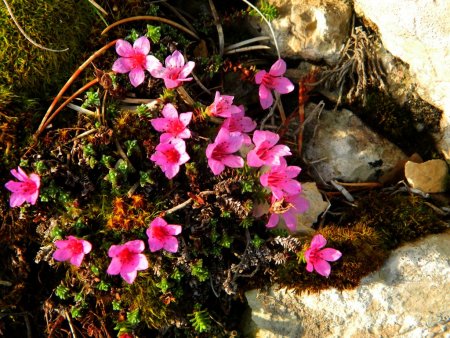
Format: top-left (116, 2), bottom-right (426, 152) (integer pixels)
top-left (35, 39), bottom-right (118, 138)
top-left (1, 0), bottom-right (68, 52)
top-left (208, 0), bottom-right (224, 56)
top-left (101, 16), bottom-right (200, 40)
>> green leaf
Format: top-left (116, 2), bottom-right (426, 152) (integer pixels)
top-left (126, 308), bottom-right (141, 325)
top-left (55, 284), bottom-right (70, 300)
top-left (146, 24), bottom-right (161, 43)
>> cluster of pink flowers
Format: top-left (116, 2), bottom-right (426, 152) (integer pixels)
top-left (112, 36), bottom-right (194, 88)
top-left (50, 217), bottom-right (181, 284)
top-left (2, 36), bottom-right (341, 287)
top-left (150, 103), bottom-right (191, 179)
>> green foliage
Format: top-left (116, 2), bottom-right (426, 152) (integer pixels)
top-left (249, 1), bottom-right (279, 22)
top-left (190, 259), bottom-right (209, 282)
top-left (189, 305), bottom-right (211, 333)
top-left (96, 280), bottom-right (110, 291)
top-left (82, 90), bottom-right (101, 109)
top-left (55, 284), bottom-right (70, 300)
top-left (146, 24), bottom-right (161, 43)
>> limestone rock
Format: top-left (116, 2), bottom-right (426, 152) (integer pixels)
top-left (250, 0), bottom-right (352, 64)
top-left (405, 159), bottom-right (449, 193)
top-left (302, 104), bottom-right (407, 182)
top-left (354, 0), bottom-right (450, 159)
top-left (246, 232), bottom-right (450, 337)
top-left (296, 182), bottom-right (327, 233)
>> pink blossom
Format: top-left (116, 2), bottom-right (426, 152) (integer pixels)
top-left (5, 167), bottom-right (40, 207)
top-left (112, 36), bottom-right (161, 87)
top-left (260, 158), bottom-right (302, 199)
top-left (247, 130), bottom-right (291, 167)
top-left (150, 139), bottom-right (190, 179)
top-left (305, 234), bottom-right (342, 277)
top-left (206, 129), bottom-right (244, 175)
top-left (255, 59), bottom-right (294, 109)
top-left (266, 194), bottom-right (309, 231)
top-left (146, 217), bottom-right (182, 253)
top-left (149, 50), bottom-right (195, 89)
top-left (206, 91), bottom-right (242, 118)
top-left (220, 106), bottom-right (256, 145)
top-left (107, 240), bottom-right (149, 284)
top-left (151, 103), bottom-right (192, 143)
top-left (53, 236), bottom-right (92, 267)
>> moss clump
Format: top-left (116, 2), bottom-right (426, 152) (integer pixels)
top-left (275, 224), bottom-right (388, 292)
top-left (0, 0), bottom-right (96, 105)
top-left (345, 192), bottom-right (447, 249)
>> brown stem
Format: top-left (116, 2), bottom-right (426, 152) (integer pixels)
top-left (101, 16), bottom-right (200, 40)
top-left (35, 39), bottom-right (118, 138)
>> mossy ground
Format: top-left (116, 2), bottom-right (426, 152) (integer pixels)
top-left (0, 1), bottom-right (448, 337)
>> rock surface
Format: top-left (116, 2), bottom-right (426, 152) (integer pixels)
top-left (405, 159), bottom-right (449, 193)
top-left (354, 0), bottom-right (450, 159)
top-left (246, 232), bottom-right (450, 337)
top-left (296, 182), bottom-right (328, 233)
top-left (302, 104), bottom-right (407, 182)
top-left (250, 0), bottom-right (352, 64)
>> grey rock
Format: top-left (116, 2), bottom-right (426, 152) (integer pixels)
top-left (246, 232), bottom-right (450, 337)
top-left (249, 0), bottom-right (352, 64)
top-left (302, 104), bottom-right (407, 182)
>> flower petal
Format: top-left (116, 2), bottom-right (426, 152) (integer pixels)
top-left (272, 77), bottom-right (295, 94)
top-left (166, 224), bottom-right (182, 235)
top-left (53, 249), bottom-right (72, 262)
top-left (133, 36), bottom-right (150, 55)
top-left (310, 234), bottom-right (327, 250)
top-left (107, 258), bottom-right (122, 275)
top-left (149, 238), bottom-right (164, 252)
top-left (9, 193), bottom-right (26, 207)
top-left (319, 248), bottom-right (342, 262)
top-left (313, 259), bottom-right (331, 277)
top-left (269, 59), bottom-right (287, 76)
top-left (179, 112), bottom-right (192, 126)
top-left (259, 85), bottom-right (273, 109)
top-left (147, 55), bottom-right (164, 76)
top-left (162, 103), bottom-right (178, 119)
top-left (221, 155), bottom-right (244, 168)
top-left (266, 214), bottom-right (279, 228)
top-left (166, 50), bottom-right (184, 68)
top-left (115, 39), bottom-right (134, 57)
top-left (151, 117), bottom-right (169, 132)
top-left (254, 70), bottom-right (266, 84)
top-left (112, 57), bottom-right (134, 73)
top-left (70, 253), bottom-right (84, 267)
top-left (163, 236), bottom-right (179, 253)
top-left (129, 68), bottom-right (145, 87)
top-left (208, 159), bottom-right (225, 175)
top-left (179, 61), bottom-right (195, 79)
top-left (121, 270), bottom-right (137, 284)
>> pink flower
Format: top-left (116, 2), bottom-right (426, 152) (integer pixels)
top-left (247, 130), bottom-right (291, 167)
top-left (206, 129), bottom-right (244, 175)
top-left (255, 59), bottom-right (294, 109)
top-left (266, 194), bottom-right (309, 231)
top-left (151, 103), bottom-right (192, 143)
top-left (149, 50), bottom-right (195, 89)
top-left (220, 106), bottom-right (256, 145)
top-left (150, 139), bottom-right (190, 179)
top-left (260, 158), bottom-right (302, 199)
top-left (5, 167), bottom-right (40, 207)
top-left (206, 91), bottom-right (242, 118)
top-left (146, 217), bottom-right (182, 253)
top-left (112, 36), bottom-right (161, 87)
top-left (53, 236), bottom-right (92, 267)
top-left (107, 240), bottom-right (149, 284)
top-left (305, 234), bottom-right (342, 277)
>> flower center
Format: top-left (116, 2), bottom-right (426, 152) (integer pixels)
top-left (18, 181), bottom-right (37, 194)
top-left (256, 141), bottom-right (271, 159)
top-left (211, 142), bottom-right (229, 160)
top-left (167, 68), bottom-right (181, 80)
top-left (152, 225), bottom-right (169, 240)
top-left (267, 171), bottom-right (285, 186)
top-left (118, 248), bottom-right (134, 265)
top-left (164, 148), bottom-right (181, 163)
top-left (169, 119), bottom-right (185, 134)
top-left (132, 52), bottom-right (146, 68)
top-left (68, 240), bottom-right (83, 254)
top-left (262, 74), bottom-right (276, 89)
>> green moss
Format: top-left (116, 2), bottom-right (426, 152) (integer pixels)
top-left (0, 0), bottom-right (96, 104)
